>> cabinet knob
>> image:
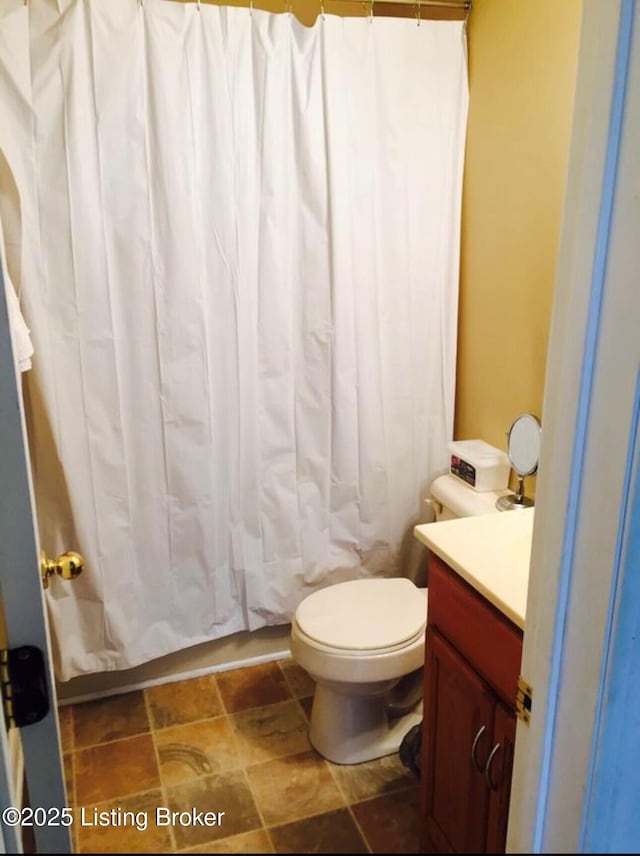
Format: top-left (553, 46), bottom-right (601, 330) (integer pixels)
top-left (484, 742), bottom-right (501, 790)
top-left (470, 724), bottom-right (486, 772)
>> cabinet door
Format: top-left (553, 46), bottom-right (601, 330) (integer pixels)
top-left (421, 627), bottom-right (495, 853)
top-left (485, 699), bottom-right (517, 854)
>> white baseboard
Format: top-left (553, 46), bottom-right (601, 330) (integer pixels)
top-left (56, 624), bottom-right (292, 706)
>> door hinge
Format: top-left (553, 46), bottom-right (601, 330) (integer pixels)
top-left (0, 646), bottom-right (50, 729)
top-left (516, 675), bottom-right (533, 725)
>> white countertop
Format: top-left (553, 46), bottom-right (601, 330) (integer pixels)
top-left (413, 508), bottom-right (534, 629)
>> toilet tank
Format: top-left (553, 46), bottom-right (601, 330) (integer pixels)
top-left (409, 473), bottom-right (509, 588)
top-left (428, 473), bottom-right (508, 520)
top-left (408, 473), bottom-right (509, 587)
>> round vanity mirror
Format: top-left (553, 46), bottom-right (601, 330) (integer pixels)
top-left (507, 412), bottom-right (541, 476)
top-left (496, 413), bottom-right (541, 511)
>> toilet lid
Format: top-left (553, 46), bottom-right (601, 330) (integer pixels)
top-left (295, 578), bottom-right (427, 651)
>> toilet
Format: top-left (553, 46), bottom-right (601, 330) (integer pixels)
top-left (290, 472), bottom-right (510, 765)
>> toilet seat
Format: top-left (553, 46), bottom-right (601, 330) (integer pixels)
top-left (294, 578), bottom-right (427, 654)
top-left (292, 619), bottom-right (424, 657)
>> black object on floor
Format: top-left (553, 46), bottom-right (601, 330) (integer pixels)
top-left (399, 721), bottom-right (422, 778)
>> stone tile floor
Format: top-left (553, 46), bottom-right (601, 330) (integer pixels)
top-left (59, 658), bottom-right (421, 853)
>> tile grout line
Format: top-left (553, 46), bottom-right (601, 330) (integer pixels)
top-left (323, 759), bottom-right (374, 854)
top-left (72, 725), bottom-right (153, 754)
top-left (143, 688), bottom-right (178, 854)
top-left (239, 766), bottom-right (275, 852)
top-left (346, 804), bottom-right (375, 855)
top-left (211, 670), bottom-right (231, 717)
top-left (70, 783), bottom-right (171, 812)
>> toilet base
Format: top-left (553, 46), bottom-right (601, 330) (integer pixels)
top-left (308, 681), bottom-right (423, 765)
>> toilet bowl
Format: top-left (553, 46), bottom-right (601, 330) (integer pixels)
top-left (290, 470), bottom-right (510, 765)
top-left (290, 577), bottom-right (427, 764)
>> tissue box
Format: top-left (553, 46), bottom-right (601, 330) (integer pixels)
top-left (448, 439), bottom-right (510, 492)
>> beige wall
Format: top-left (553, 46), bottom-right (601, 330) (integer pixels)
top-left (455, 0), bottom-right (582, 464)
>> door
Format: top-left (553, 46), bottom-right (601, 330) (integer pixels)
top-left (421, 627), bottom-right (494, 853)
top-left (508, 0), bottom-right (640, 851)
top-left (1, 248), bottom-right (70, 850)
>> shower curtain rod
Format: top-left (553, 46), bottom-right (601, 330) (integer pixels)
top-left (317, 0), bottom-right (471, 13)
top-left (19, 0), bottom-right (471, 14)
top-left (325, 0), bottom-right (470, 7)
top-left (168, 0), bottom-right (471, 22)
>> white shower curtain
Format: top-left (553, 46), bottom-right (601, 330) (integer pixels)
top-left (0, 0), bottom-right (468, 681)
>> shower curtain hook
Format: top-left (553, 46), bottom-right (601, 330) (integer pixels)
top-left (416, 0), bottom-right (421, 26)
top-left (368, 0), bottom-right (374, 23)
top-left (250, 0), bottom-right (253, 15)
top-left (320, 0), bottom-right (325, 21)
top-left (196, 0), bottom-right (201, 10)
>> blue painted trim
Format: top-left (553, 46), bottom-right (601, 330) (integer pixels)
top-left (581, 369), bottom-right (640, 850)
top-left (532, 1), bottom-right (636, 850)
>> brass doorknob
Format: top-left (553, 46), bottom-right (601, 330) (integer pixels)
top-left (40, 550), bottom-right (84, 589)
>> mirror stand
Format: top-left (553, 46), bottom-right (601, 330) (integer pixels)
top-left (496, 474), bottom-right (535, 511)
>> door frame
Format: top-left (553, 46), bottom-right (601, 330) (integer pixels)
top-left (508, 0), bottom-right (639, 850)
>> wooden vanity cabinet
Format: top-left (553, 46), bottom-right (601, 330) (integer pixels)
top-left (420, 554), bottom-right (523, 854)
